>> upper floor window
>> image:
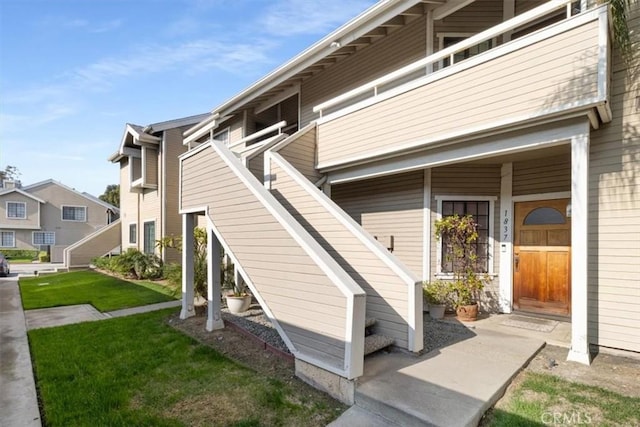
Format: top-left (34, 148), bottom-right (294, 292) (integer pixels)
top-left (62, 206), bottom-right (87, 222)
top-left (0, 231), bottom-right (15, 247)
top-left (6, 202), bottom-right (26, 219)
top-left (33, 231), bottom-right (55, 246)
top-left (438, 33), bottom-right (494, 68)
top-left (213, 128), bottom-right (230, 145)
top-left (436, 196), bottom-right (495, 275)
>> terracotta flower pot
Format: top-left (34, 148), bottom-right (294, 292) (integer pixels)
top-left (456, 303), bottom-right (479, 322)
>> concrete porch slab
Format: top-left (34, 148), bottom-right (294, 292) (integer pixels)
top-left (336, 328), bottom-right (544, 426)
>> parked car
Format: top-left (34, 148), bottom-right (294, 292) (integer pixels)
top-left (0, 253), bottom-right (10, 277)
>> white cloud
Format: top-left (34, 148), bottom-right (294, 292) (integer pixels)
top-left (261, 0), bottom-right (374, 36)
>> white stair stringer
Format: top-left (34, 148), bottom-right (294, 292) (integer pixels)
top-left (180, 140), bottom-right (367, 379)
top-left (266, 150), bottom-right (424, 353)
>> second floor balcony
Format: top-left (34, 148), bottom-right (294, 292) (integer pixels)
top-left (313, 1), bottom-right (611, 171)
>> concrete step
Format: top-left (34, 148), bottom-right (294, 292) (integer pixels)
top-left (327, 405), bottom-right (399, 427)
top-left (364, 334), bottom-right (394, 356)
top-left (365, 317), bottom-right (376, 329)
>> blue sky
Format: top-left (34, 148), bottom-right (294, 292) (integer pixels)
top-left (0, 0), bottom-right (376, 197)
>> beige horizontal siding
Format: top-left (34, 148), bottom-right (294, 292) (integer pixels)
top-left (181, 145), bottom-right (350, 369)
top-left (434, 0), bottom-right (502, 36)
top-left (513, 154), bottom-right (570, 196)
top-left (163, 128), bottom-right (187, 264)
top-left (277, 126), bottom-right (322, 183)
top-left (317, 18), bottom-right (601, 167)
top-left (65, 220), bottom-right (121, 267)
top-left (587, 9), bottom-right (640, 352)
top-left (332, 170), bottom-right (424, 279)
top-left (270, 159), bottom-right (414, 349)
top-left (144, 147), bottom-right (158, 187)
top-left (247, 154), bottom-right (265, 182)
top-left (0, 193), bottom-right (40, 229)
top-left (301, 14), bottom-right (427, 125)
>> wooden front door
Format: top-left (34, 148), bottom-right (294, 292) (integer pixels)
top-left (513, 199), bottom-right (571, 316)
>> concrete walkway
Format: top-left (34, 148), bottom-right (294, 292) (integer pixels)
top-left (330, 328), bottom-right (544, 427)
top-left (0, 274), bottom-right (181, 425)
top-left (0, 276), bottom-right (42, 427)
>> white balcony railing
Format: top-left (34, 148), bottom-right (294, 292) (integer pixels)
top-left (313, 0), bottom-right (577, 119)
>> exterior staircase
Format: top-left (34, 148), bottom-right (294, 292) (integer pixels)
top-left (179, 125), bottom-right (422, 394)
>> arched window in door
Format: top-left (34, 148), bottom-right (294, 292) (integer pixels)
top-left (523, 207), bottom-right (565, 225)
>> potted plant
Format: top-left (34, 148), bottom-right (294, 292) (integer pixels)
top-left (423, 280), bottom-right (449, 319)
top-left (222, 258), bottom-right (251, 313)
top-left (434, 214), bottom-right (487, 322)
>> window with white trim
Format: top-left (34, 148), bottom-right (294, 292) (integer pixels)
top-left (33, 231), bottom-right (55, 245)
top-left (62, 206), bottom-right (87, 222)
top-left (0, 231), bottom-right (15, 247)
top-left (6, 202), bottom-right (26, 219)
top-left (436, 196), bottom-right (495, 275)
top-left (129, 223), bottom-right (137, 244)
top-left (143, 221), bottom-right (155, 254)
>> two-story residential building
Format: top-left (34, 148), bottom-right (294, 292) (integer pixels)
top-left (177, 0), bottom-right (638, 403)
top-left (0, 179), bottom-right (118, 263)
top-left (107, 113), bottom-right (208, 263)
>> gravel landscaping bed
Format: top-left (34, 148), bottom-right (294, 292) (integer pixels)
top-left (221, 305), bottom-right (291, 354)
top-left (221, 305), bottom-right (474, 355)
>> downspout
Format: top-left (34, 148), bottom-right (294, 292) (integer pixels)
top-left (161, 131), bottom-right (166, 262)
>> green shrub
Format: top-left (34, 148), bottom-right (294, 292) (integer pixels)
top-left (39, 251), bottom-right (50, 263)
top-left (1, 249), bottom-right (38, 260)
top-left (108, 249), bottom-right (163, 280)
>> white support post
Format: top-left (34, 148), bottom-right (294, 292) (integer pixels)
top-left (426, 9), bottom-right (434, 74)
top-left (503, 0), bottom-right (515, 42)
top-left (498, 163), bottom-right (513, 313)
top-left (206, 225), bottom-right (224, 331)
top-left (567, 130), bottom-right (591, 365)
top-left (180, 213), bottom-right (196, 319)
top-left (422, 169), bottom-right (432, 281)
top-left (322, 182), bottom-right (331, 198)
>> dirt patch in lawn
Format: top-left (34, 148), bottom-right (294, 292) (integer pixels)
top-left (167, 312), bottom-right (346, 425)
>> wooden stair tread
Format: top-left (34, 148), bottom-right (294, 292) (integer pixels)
top-left (365, 317), bottom-right (377, 328)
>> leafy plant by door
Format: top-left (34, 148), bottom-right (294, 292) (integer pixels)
top-left (434, 214), bottom-right (487, 309)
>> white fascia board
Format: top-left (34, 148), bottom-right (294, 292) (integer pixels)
top-left (327, 117), bottom-right (589, 184)
top-left (0, 188), bottom-right (46, 204)
top-left (212, 0), bottom-right (424, 117)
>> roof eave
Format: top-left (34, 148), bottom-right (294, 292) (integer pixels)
top-left (212, 0), bottom-right (423, 117)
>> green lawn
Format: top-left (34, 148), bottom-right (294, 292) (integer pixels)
top-left (486, 372), bottom-right (640, 426)
top-left (28, 309), bottom-right (343, 426)
top-left (20, 270), bottom-right (176, 312)
top-left (7, 257), bottom-right (34, 264)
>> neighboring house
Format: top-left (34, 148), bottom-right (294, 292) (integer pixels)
top-left (0, 179), bottom-right (119, 263)
top-left (178, 0), bottom-right (639, 403)
top-left (108, 113), bottom-right (209, 263)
